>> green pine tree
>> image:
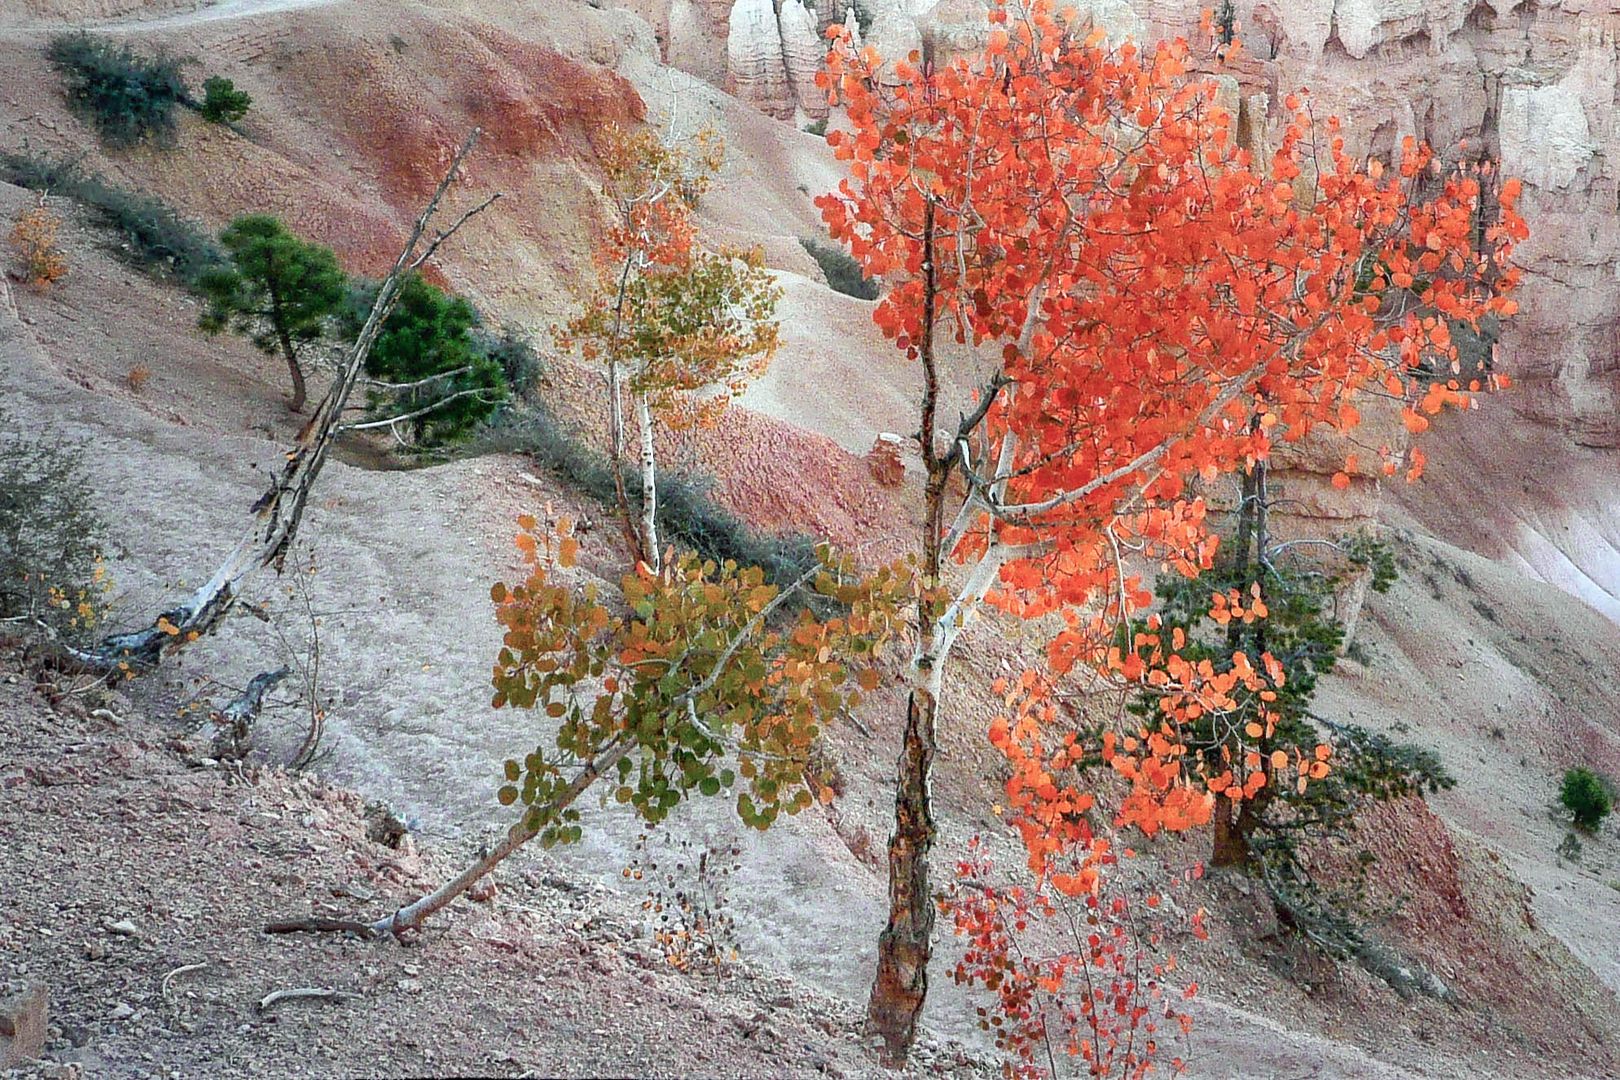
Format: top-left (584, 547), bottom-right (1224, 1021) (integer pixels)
top-left (197, 215), bottom-right (347, 412)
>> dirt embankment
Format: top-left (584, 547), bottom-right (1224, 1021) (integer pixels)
top-left (0, 659), bottom-right (988, 1079)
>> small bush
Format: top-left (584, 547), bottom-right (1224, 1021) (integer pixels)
top-left (0, 404), bottom-right (111, 645)
top-left (800, 237), bottom-right (878, 300)
top-left (47, 32), bottom-right (191, 148)
top-left (198, 76), bottom-right (251, 125)
top-left (803, 118), bottom-right (828, 137)
top-left (1561, 767), bottom-right (1613, 831)
top-left (473, 327), bottom-right (542, 400)
top-left (0, 151), bottom-right (221, 284)
top-left (8, 203), bottom-right (68, 286)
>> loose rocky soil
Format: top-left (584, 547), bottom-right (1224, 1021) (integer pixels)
top-left (0, 665), bottom-right (990, 1079)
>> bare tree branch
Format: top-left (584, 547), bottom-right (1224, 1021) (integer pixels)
top-left (82, 131), bottom-right (496, 674)
top-left (338, 386), bottom-right (497, 433)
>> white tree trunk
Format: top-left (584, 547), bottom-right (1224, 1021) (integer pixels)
top-left (635, 391), bottom-right (660, 572)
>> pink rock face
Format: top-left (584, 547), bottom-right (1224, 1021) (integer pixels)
top-left (867, 433), bottom-right (909, 487)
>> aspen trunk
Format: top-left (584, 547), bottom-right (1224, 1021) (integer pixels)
top-left (635, 390), bottom-right (660, 572)
top-left (868, 681), bottom-right (939, 1064)
top-left (868, 197), bottom-right (942, 1064)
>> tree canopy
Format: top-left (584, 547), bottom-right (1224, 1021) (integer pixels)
top-left (818, 0), bottom-right (1526, 1060)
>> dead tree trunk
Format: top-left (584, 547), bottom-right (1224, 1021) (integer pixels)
top-left (81, 133), bottom-right (499, 676)
top-left (197, 667), bottom-right (289, 760)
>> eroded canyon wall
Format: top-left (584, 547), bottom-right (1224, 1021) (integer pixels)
top-left (623, 0), bottom-right (1617, 450)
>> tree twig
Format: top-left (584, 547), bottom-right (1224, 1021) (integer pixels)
top-left (262, 917), bottom-right (378, 938)
top-left (256, 987), bottom-right (351, 1011)
top-left (160, 961), bottom-right (208, 1000)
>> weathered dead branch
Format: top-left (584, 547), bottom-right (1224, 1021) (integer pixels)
top-left (80, 132), bottom-right (499, 676)
top-left (195, 667), bottom-right (289, 760)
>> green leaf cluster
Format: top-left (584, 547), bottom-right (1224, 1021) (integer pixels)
top-left (489, 524), bottom-right (910, 847)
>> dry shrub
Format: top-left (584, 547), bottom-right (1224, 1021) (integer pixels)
top-left (126, 364), bottom-right (152, 393)
top-left (9, 203), bottom-right (68, 287)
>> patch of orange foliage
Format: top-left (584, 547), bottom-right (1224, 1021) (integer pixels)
top-left (819, 3), bottom-right (1526, 1066)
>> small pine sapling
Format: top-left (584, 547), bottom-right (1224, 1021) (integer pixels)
top-left (197, 215), bottom-right (347, 413)
top-left (198, 76), bottom-right (252, 124)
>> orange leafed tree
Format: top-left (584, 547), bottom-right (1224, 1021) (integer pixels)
top-left (815, 0), bottom-right (1525, 1061)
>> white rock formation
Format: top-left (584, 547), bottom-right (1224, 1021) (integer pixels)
top-left (843, 6), bottom-right (863, 46)
top-left (727, 0), bottom-right (794, 118)
top-left (780, 0), bottom-right (831, 118)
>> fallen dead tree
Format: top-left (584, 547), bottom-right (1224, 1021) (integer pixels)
top-left (195, 667), bottom-right (289, 760)
top-left (77, 131), bottom-right (499, 676)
